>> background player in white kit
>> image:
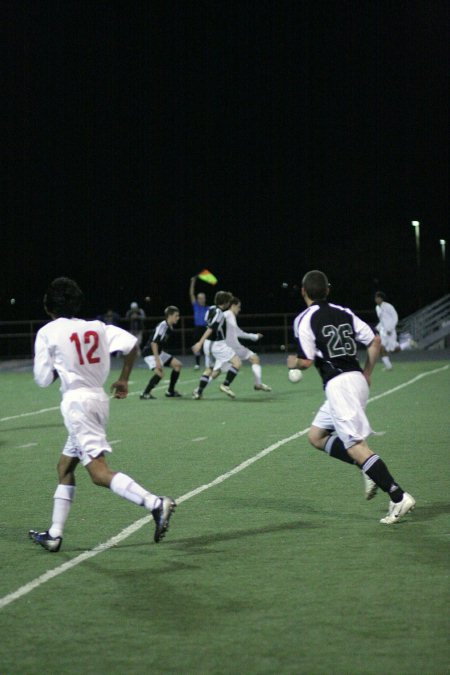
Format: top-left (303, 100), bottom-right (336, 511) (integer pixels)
top-left (288, 270), bottom-right (415, 525)
top-left (29, 277), bottom-right (176, 552)
top-left (374, 291), bottom-right (416, 370)
top-left (224, 297), bottom-right (271, 392)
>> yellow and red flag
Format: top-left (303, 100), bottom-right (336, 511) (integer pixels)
top-left (198, 269), bottom-right (218, 285)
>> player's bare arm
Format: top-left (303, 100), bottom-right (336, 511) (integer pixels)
top-left (189, 276), bottom-right (197, 304)
top-left (287, 354), bottom-right (313, 370)
top-left (192, 326), bottom-right (212, 354)
top-left (111, 345), bottom-right (138, 398)
top-left (362, 335), bottom-right (381, 385)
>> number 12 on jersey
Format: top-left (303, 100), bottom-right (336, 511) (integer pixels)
top-left (70, 331), bottom-right (101, 365)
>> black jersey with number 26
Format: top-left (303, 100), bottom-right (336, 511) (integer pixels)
top-left (293, 301), bottom-right (375, 387)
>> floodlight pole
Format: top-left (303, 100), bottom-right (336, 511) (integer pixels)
top-left (412, 221), bottom-right (421, 306)
top-left (440, 239), bottom-right (447, 294)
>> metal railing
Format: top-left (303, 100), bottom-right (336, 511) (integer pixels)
top-left (0, 310), bottom-right (376, 360)
top-left (397, 294), bottom-right (450, 349)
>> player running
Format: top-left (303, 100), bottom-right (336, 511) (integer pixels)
top-left (29, 277), bottom-right (176, 552)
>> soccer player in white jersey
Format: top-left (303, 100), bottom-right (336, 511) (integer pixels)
top-left (192, 291), bottom-right (241, 399)
top-left (29, 277), bottom-right (176, 552)
top-left (375, 291), bottom-right (416, 370)
top-left (223, 297), bottom-right (271, 392)
top-left (288, 270), bottom-right (415, 525)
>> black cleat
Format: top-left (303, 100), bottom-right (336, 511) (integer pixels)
top-left (165, 391), bottom-right (182, 398)
top-left (29, 529), bottom-right (62, 552)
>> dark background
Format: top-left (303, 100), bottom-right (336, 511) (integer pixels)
top-left (4, 0), bottom-right (448, 321)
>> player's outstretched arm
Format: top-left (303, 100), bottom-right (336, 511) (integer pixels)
top-left (189, 276), bottom-right (197, 304)
top-left (111, 345), bottom-right (138, 399)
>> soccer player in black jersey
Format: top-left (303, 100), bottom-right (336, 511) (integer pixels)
top-left (140, 306), bottom-right (183, 399)
top-left (192, 291), bottom-right (241, 399)
top-left (288, 270), bottom-right (415, 525)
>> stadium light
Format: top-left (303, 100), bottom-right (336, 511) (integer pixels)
top-left (411, 221), bottom-right (420, 270)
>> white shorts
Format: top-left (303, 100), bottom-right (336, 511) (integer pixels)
top-left (380, 330), bottom-right (399, 352)
top-left (206, 340), bottom-right (237, 371)
top-left (61, 388), bottom-right (112, 466)
top-left (144, 351), bottom-right (172, 370)
top-left (229, 343), bottom-right (255, 361)
top-left (312, 371), bottom-right (372, 449)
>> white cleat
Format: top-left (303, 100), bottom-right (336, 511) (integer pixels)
top-left (362, 473), bottom-right (378, 500)
top-left (219, 384), bottom-right (235, 399)
top-left (380, 492), bottom-right (416, 525)
top-left (254, 383), bottom-right (272, 392)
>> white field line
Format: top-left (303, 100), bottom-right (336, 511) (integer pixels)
top-left (0, 363), bottom-right (447, 611)
top-left (0, 378), bottom-right (201, 423)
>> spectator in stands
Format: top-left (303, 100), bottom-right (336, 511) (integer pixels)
top-left (126, 301), bottom-right (146, 351)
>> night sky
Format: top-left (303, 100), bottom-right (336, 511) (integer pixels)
top-left (4, 0), bottom-right (449, 321)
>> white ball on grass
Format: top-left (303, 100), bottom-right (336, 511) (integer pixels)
top-left (288, 368), bottom-right (303, 383)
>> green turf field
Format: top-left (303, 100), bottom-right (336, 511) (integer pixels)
top-left (1, 357), bottom-right (449, 674)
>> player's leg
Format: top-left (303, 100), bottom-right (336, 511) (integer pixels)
top-left (249, 353), bottom-right (272, 391)
top-left (308, 423), bottom-right (355, 465)
top-left (380, 340), bottom-right (393, 370)
top-left (347, 440), bottom-right (415, 522)
top-left (193, 326), bottom-right (204, 368)
top-left (327, 373), bottom-right (415, 520)
top-left (29, 443), bottom-right (79, 552)
top-left (141, 356), bottom-right (163, 399)
top-left (166, 357), bottom-right (182, 397)
top-left (223, 354), bottom-right (240, 385)
top-left (88, 454), bottom-right (176, 542)
top-left (193, 366), bottom-right (213, 398)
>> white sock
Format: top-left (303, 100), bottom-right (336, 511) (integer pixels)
top-left (382, 356), bottom-right (392, 369)
top-left (110, 472), bottom-right (160, 511)
top-left (49, 484), bottom-right (75, 538)
top-left (251, 363), bottom-right (262, 385)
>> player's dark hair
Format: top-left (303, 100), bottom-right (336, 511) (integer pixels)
top-left (164, 305), bottom-right (180, 318)
top-left (44, 277), bottom-right (83, 318)
top-left (375, 291), bottom-right (386, 301)
top-left (230, 296), bottom-right (241, 306)
top-left (214, 291), bottom-right (233, 306)
top-left (302, 270), bottom-right (330, 301)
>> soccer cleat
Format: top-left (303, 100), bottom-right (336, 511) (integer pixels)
top-left (165, 390), bottom-right (182, 398)
top-left (140, 393), bottom-right (155, 400)
top-left (194, 364), bottom-right (200, 370)
top-left (380, 492), bottom-right (416, 525)
top-left (362, 472), bottom-right (378, 500)
top-left (151, 497), bottom-right (176, 543)
top-left (219, 384), bottom-right (236, 399)
top-left (192, 388), bottom-right (202, 400)
top-left (254, 383), bottom-right (272, 392)
top-left (28, 529), bottom-right (62, 552)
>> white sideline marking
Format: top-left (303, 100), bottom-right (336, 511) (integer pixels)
top-left (1, 407), bottom-right (59, 422)
top-left (0, 428), bottom-right (309, 611)
top-left (0, 379), bottom-right (202, 423)
top-left (16, 443), bottom-right (38, 449)
top-left (192, 437), bottom-right (208, 442)
top-left (0, 363), bottom-right (448, 610)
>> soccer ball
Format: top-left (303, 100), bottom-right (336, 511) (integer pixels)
top-left (288, 368), bottom-right (303, 383)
